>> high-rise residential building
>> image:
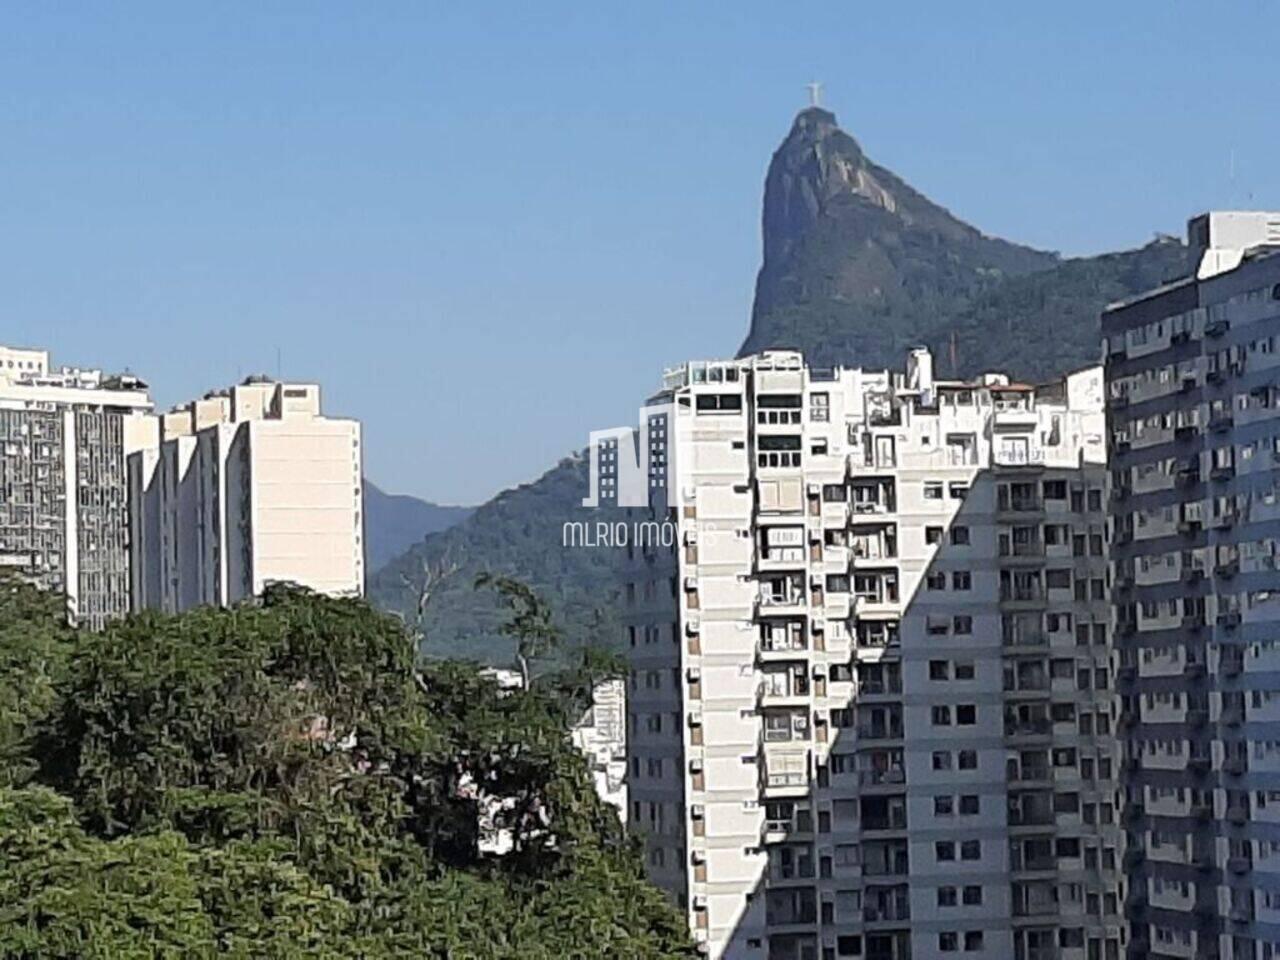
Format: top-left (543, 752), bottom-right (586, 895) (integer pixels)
top-left (128, 377), bottom-right (364, 612)
top-left (0, 344), bottom-right (155, 628)
top-left (624, 347), bottom-right (1121, 960)
top-left (1103, 212), bottom-right (1280, 960)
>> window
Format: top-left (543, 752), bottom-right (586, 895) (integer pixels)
top-left (956, 705), bottom-right (977, 726)
top-left (1043, 479), bottom-right (1067, 499)
top-left (925, 525), bottom-right (943, 545)
top-left (937, 886), bottom-right (957, 906)
top-left (936, 841), bottom-right (956, 861)
top-left (927, 572), bottom-right (946, 591)
top-left (932, 751), bottom-right (952, 771)
top-left (952, 571), bottom-right (971, 591)
top-left (963, 931), bottom-right (984, 951)
top-left (939, 932), bottom-right (958, 953)
top-left (934, 795), bottom-right (954, 816)
top-left (822, 483), bottom-right (846, 502)
top-left (930, 660), bottom-right (950, 681)
top-left (949, 482), bottom-right (969, 500)
top-left (695, 393), bottom-right (742, 412)
top-left (954, 661), bottom-right (975, 680)
top-left (950, 526), bottom-right (970, 545)
top-left (963, 885), bottom-right (983, 905)
top-left (960, 840), bottom-right (981, 861)
top-left (959, 795), bottom-right (980, 815)
top-left (1046, 569), bottom-right (1071, 589)
top-left (932, 706), bottom-right (952, 726)
top-left (958, 750), bottom-right (977, 770)
top-left (924, 482), bottom-right (944, 500)
top-left (810, 392), bottom-right (829, 423)
top-left (953, 616), bottom-right (972, 635)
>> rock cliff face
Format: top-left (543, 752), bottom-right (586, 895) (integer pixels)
top-left (372, 107), bottom-right (1192, 663)
top-left (742, 107), bottom-right (1186, 377)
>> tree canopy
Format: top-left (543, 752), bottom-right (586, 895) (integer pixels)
top-left (0, 578), bottom-right (693, 959)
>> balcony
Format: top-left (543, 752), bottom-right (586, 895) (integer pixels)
top-left (1209, 414), bottom-right (1234, 433)
top-left (863, 903), bottom-right (910, 923)
top-left (1224, 756), bottom-right (1247, 776)
top-left (858, 724), bottom-right (904, 743)
top-left (1206, 319), bottom-right (1230, 337)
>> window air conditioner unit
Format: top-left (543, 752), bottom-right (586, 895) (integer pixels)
top-left (684, 576), bottom-right (698, 590)
top-left (687, 712), bottom-right (703, 727)
top-left (691, 804), bottom-right (705, 818)
top-left (691, 849), bottom-right (706, 865)
top-left (686, 618), bottom-right (700, 634)
top-left (685, 529), bottom-right (698, 545)
top-left (687, 667), bottom-right (702, 682)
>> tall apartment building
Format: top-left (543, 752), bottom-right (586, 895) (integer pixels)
top-left (625, 347), bottom-right (1122, 960)
top-left (1103, 212), bottom-right (1280, 960)
top-left (0, 344), bottom-right (154, 627)
top-left (129, 377), bottom-right (364, 612)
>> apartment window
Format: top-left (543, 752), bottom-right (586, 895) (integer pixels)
top-left (926, 572), bottom-right (946, 591)
top-left (924, 482), bottom-right (944, 500)
top-left (1087, 489), bottom-right (1102, 512)
top-left (695, 393), bottom-right (742, 413)
top-left (956, 705), bottom-right (977, 726)
top-left (960, 840), bottom-right (981, 861)
top-left (932, 706), bottom-right (952, 726)
top-left (939, 933), bottom-right (958, 953)
top-left (937, 886), bottom-right (958, 906)
top-left (954, 661), bottom-right (975, 680)
top-left (935, 795), bottom-right (954, 816)
top-left (936, 841), bottom-right (956, 862)
top-left (952, 571), bottom-right (971, 591)
top-left (950, 526), bottom-right (970, 545)
top-left (1043, 480), bottom-right (1067, 500)
top-left (822, 483), bottom-right (846, 502)
top-left (963, 885), bottom-right (983, 905)
top-left (952, 616), bottom-right (972, 635)
top-left (930, 660), bottom-right (950, 680)
top-left (932, 751), bottom-right (952, 771)
top-left (963, 932), bottom-right (984, 951)
top-left (925, 525), bottom-right (943, 545)
top-left (958, 750), bottom-right (977, 770)
top-left (1046, 569), bottom-right (1071, 589)
top-left (810, 392), bottom-right (829, 423)
top-left (960, 795), bottom-right (979, 815)
top-left (949, 482), bottom-right (969, 500)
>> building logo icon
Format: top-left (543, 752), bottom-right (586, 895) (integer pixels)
top-left (581, 402), bottom-right (673, 509)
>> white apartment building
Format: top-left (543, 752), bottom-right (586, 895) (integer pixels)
top-left (624, 348), bottom-right (1122, 960)
top-left (0, 344), bottom-right (154, 627)
top-left (129, 376), bottom-right (363, 612)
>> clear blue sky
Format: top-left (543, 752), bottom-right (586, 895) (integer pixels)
top-left (2, 2), bottom-right (1276, 503)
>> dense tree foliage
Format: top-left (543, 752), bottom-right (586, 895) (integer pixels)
top-left (0, 578), bottom-right (693, 959)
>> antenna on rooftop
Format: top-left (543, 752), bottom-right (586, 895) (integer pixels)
top-left (806, 81), bottom-right (823, 108)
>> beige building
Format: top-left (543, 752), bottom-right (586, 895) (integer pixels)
top-left (129, 376), bottom-right (364, 612)
top-left (0, 344), bottom-right (154, 627)
top-left (624, 348), bottom-right (1122, 960)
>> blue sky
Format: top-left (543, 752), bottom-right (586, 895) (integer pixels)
top-left (2, 2), bottom-right (1276, 503)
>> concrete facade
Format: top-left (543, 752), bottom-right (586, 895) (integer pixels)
top-left (1104, 212), bottom-right (1280, 960)
top-left (626, 348), bottom-right (1122, 960)
top-left (129, 377), bottom-right (364, 612)
top-left (0, 345), bottom-right (154, 628)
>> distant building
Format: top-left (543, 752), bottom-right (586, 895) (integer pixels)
top-left (1103, 212), bottom-right (1280, 960)
top-left (0, 344), bottom-right (154, 628)
top-left (475, 667), bottom-right (628, 855)
top-left (625, 347), bottom-right (1120, 960)
top-left (128, 377), bottom-right (364, 612)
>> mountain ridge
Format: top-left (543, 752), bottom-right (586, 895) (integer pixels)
top-left (370, 107), bottom-right (1195, 663)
